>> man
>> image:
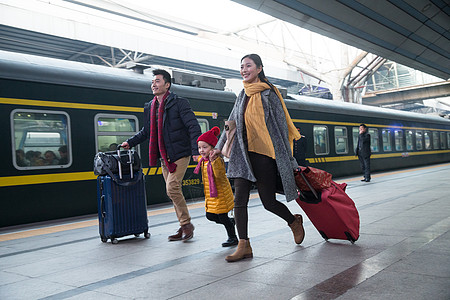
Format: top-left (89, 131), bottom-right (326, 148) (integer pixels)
top-left (295, 129), bottom-right (308, 166)
top-left (355, 123), bottom-right (371, 182)
top-left (121, 69), bottom-right (201, 241)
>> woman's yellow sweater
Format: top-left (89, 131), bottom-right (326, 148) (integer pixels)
top-left (199, 156), bottom-right (234, 214)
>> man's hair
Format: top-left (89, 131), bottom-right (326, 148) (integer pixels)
top-left (152, 69), bottom-right (172, 89)
top-left (359, 123), bottom-right (367, 129)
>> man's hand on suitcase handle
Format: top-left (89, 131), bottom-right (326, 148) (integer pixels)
top-left (121, 142), bottom-right (130, 150)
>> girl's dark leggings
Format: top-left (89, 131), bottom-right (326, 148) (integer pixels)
top-left (206, 212), bottom-right (236, 238)
top-left (233, 152), bottom-right (296, 240)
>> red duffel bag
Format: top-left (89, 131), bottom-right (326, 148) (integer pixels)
top-left (294, 166), bottom-right (332, 191)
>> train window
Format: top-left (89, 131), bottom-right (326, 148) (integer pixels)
top-left (334, 126), bottom-right (348, 154)
top-left (405, 130), bottom-right (414, 151)
top-left (95, 114), bottom-right (139, 152)
top-left (448, 133), bottom-right (450, 149)
top-left (424, 131), bottom-right (431, 150)
top-left (382, 129), bottom-right (392, 151)
top-left (197, 118), bottom-right (209, 134)
top-left (369, 128), bottom-right (379, 152)
top-left (432, 131), bottom-right (439, 149)
top-left (11, 109), bottom-right (71, 170)
top-left (313, 125), bottom-right (329, 155)
top-left (416, 131), bottom-right (423, 150)
top-left (352, 127), bottom-right (359, 154)
top-left (439, 132), bottom-right (446, 149)
top-left (394, 130), bottom-right (404, 151)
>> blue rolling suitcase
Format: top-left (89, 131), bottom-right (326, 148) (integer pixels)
top-left (95, 148), bottom-right (150, 244)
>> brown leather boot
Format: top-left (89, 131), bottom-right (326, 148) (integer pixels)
top-left (225, 239), bottom-right (253, 262)
top-left (289, 214), bottom-right (305, 244)
top-left (168, 227), bottom-right (183, 241)
top-left (181, 223), bottom-right (194, 241)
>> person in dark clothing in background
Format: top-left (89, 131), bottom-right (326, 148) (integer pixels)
top-left (295, 129), bottom-right (308, 166)
top-left (121, 69), bottom-right (202, 242)
top-left (356, 123), bottom-right (371, 182)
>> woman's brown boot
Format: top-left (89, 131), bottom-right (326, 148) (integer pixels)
top-left (289, 214), bottom-right (305, 244)
top-left (225, 239), bottom-right (253, 262)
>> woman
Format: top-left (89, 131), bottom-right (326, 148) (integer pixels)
top-left (210, 54), bottom-right (305, 262)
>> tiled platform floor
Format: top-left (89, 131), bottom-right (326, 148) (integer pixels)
top-left (1, 163), bottom-right (449, 300)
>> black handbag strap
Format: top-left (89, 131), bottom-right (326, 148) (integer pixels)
top-left (101, 154), bottom-right (143, 186)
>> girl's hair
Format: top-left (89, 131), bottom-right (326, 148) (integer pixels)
top-left (241, 54), bottom-right (276, 92)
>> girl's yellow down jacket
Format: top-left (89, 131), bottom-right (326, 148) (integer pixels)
top-left (199, 156), bottom-right (234, 214)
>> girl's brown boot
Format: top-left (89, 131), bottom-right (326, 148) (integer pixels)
top-left (225, 239), bottom-right (253, 262)
top-left (289, 214), bottom-right (305, 244)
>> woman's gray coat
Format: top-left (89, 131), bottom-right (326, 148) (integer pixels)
top-left (216, 88), bottom-right (299, 202)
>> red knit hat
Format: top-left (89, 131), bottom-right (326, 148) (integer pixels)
top-left (197, 126), bottom-right (220, 147)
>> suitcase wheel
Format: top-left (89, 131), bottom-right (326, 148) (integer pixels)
top-left (319, 231), bottom-right (329, 241)
top-left (345, 232), bottom-right (357, 244)
top-left (111, 238), bottom-right (119, 244)
top-left (144, 232), bottom-right (150, 239)
top-left (101, 237), bottom-right (108, 243)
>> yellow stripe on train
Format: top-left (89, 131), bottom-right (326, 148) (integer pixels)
top-left (0, 164), bottom-right (199, 187)
top-left (0, 97), bottom-right (213, 117)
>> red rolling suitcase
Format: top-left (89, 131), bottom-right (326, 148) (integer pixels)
top-left (296, 170), bottom-right (360, 243)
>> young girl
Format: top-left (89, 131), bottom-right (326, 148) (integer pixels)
top-left (194, 126), bottom-right (238, 247)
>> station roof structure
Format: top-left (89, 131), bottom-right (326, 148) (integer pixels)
top-left (233, 0), bottom-right (450, 80)
top-left (0, 0), bottom-right (449, 105)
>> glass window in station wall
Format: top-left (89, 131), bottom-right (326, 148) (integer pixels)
top-left (406, 130), bottom-right (414, 151)
top-left (368, 128), bottom-right (379, 152)
top-left (11, 109), bottom-right (71, 169)
top-left (313, 125), bottom-right (329, 155)
top-left (382, 129), bottom-right (392, 151)
top-left (395, 130), bottom-right (404, 151)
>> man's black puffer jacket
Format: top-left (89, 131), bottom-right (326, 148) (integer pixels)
top-left (126, 92), bottom-right (201, 164)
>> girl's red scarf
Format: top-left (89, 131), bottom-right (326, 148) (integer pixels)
top-left (149, 91), bottom-right (177, 173)
top-left (194, 157), bottom-right (217, 197)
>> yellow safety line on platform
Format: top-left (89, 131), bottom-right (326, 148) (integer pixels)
top-left (0, 195), bottom-right (258, 242)
top-left (1, 163), bottom-right (449, 242)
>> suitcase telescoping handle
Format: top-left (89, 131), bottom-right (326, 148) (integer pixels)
top-left (116, 145), bottom-right (134, 179)
top-left (296, 167), bottom-right (319, 200)
top-left (116, 145), bottom-right (123, 179)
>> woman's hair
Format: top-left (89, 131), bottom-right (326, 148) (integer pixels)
top-left (241, 54), bottom-right (275, 91)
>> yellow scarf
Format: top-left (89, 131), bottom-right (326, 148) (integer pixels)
top-left (243, 81), bottom-right (300, 157)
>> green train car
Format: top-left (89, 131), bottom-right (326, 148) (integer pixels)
top-left (1, 51), bottom-right (449, 227)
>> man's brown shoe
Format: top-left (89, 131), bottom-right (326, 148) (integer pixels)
top-left (168, 227), bottom-right (183, 241)
top-left (181, 223), bottom-right (194, 241)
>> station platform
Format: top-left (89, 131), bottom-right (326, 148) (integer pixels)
top-left (1, 163), bottom-right (449, 300)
